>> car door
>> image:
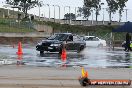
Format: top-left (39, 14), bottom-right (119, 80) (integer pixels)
top-left (65, 35), bottom-right (74, 50)
top-left (72, 35), bottom-right (82, 50)
top-left (85, 36), bottom-right (100, 47)
top-left (66, 35), bottom-right (80, 50)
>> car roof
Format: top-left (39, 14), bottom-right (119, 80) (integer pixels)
top-left (84, 36), bottom-right (96, 37)
top-left (54, 33), bottom-right (72, 35)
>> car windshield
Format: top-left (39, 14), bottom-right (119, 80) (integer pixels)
top-left (48, 34), bottom-right (68, 41)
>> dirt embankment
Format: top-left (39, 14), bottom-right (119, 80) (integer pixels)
top-left (0, 37), bottom-right (44, 45)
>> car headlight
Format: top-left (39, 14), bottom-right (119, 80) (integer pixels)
top-left (50, 44), bottom-right (60, 46)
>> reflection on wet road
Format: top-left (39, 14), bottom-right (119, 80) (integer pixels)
top-left (0, 45), bottom-right (132, 68)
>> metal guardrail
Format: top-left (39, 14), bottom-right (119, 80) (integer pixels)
top-left (39, 17), bottom-right (125, 26)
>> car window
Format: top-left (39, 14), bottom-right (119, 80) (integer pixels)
top-left (48, 34), bottom-right (56, 40)
top-left (92, 37), bottom-right (99, 41)
top-left (73, 35), bottom-right (82, 41)
top-left (85, 37), bottom-right (99, 41)
top-left (48, 34), bottom-right (68, 41)
top-left (68, 35), bottom-right (73, 41)
top-left (85, 37), bottom-right (93, 41)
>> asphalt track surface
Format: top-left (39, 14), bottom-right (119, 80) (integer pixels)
top-left (0, 44), bottom-right (132, 68)
top-left (0, 66), bottom-right (132, 88)
top-left (0, 45), bottom-right (132, 88)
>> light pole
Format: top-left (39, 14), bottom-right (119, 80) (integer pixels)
top-left (64, 6), bottom-right (71, 24)
top-left (42, 5), bottom-right (45, 21)
top-left (38, 3), bottom-right (40, 21)
top-left (102, 8), bottom-right (105, 24)
top-left (55, 5), bottom-right (60, 23)
top-left (125, 9), bottom-right (128, 22)
top-left (64, 6), bottom-right (66, 23)
top-left (75, 7), bottom-right (79, 21)
top-left (58, 6), bottom-right (60, 21)
top-left (75, 7), bottom-right (77, 21)
top-left (101, 2), bottom-right (105, 24)
top-left (37, 1), bottom-right (43, 21)
top-left (52, 5), bottom-right (61, 23)
top-left (91, 9), bottom-right (94, 25)
top-left (107, 8), bottom-right (112, 23)
top-left (38, 1), bottom-right (43, 21)
top-left (43, 4), bottom-right (50, 21)
top-left (75, 7), bottom-right (79, 24)
top-left (53, 5), bottom-right (56, 22)
top-left (69, 6), bottom-right (71, 24)
top-left (46, 4), bottom-right (50, 20)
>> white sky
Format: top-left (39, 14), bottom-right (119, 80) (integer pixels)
top-left (0, 0), bottom-right (132, 22)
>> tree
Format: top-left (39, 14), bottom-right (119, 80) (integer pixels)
top-left (90, 0), bottom-right (101, 22)
top-left (78, 6), bottom-right (91, 20)
top-left (77, 0), bottom-right (93, 20)
top-left (117, 0), bottom-right (128, 22)
top-left (106, 0), bottom-right (128, 22)
top-left (6, 0), bottom-right (39, 18)
top-left (79, 0), bottom-right (101, 21)
top-left (64, 13), bottom-right (76, 20)
top-left (106, 0), bottom-right (118, 22)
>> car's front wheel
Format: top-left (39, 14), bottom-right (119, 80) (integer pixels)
top-left (59, 49), bottom-right (62, 54)
top-left (98, 44), bottom-right (103, 48)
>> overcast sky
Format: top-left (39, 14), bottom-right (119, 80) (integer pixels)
top-left (0, 0), bottom-right (132, 22)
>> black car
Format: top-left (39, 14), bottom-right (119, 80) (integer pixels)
top-left (36, 33), bottom-right (86, 54)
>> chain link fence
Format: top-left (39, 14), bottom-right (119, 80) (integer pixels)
top-left (0, 18), bottom-right (36, 33)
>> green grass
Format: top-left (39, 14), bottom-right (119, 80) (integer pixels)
top-left (0, 24), bottom-right (35, 33)
top-left (36, 21), bottom-right (116, 33)
top-left (0, 8), bottom-right (35, 33)
top-left (0, 18), bottom-right (36, 33)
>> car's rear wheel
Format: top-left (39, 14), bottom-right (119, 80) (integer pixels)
top-left (40, 51), bottom-right (44, 54)
top-left (77, 46), bottom-right (84, 53)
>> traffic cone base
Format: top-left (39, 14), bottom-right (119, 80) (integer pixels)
top-left (16, 52), bottom-right (23, 55)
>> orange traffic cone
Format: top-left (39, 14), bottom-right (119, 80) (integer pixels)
top-left (85, 71), bottom-right (88, 78)
top-left (81, 67), bottom-right (89, 78)
top-left (16, 42), bottom-right (23, 55)
top-left (61, 48), bottom-right (67, 62)
top-left (79, 67), bottom-right (90, 86)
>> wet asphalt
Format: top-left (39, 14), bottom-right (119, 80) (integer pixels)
top-left (0, 44), bottom-right (132, 68)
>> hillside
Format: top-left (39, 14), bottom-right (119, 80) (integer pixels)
top-left (0, 7), bottom-right (126, 42)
